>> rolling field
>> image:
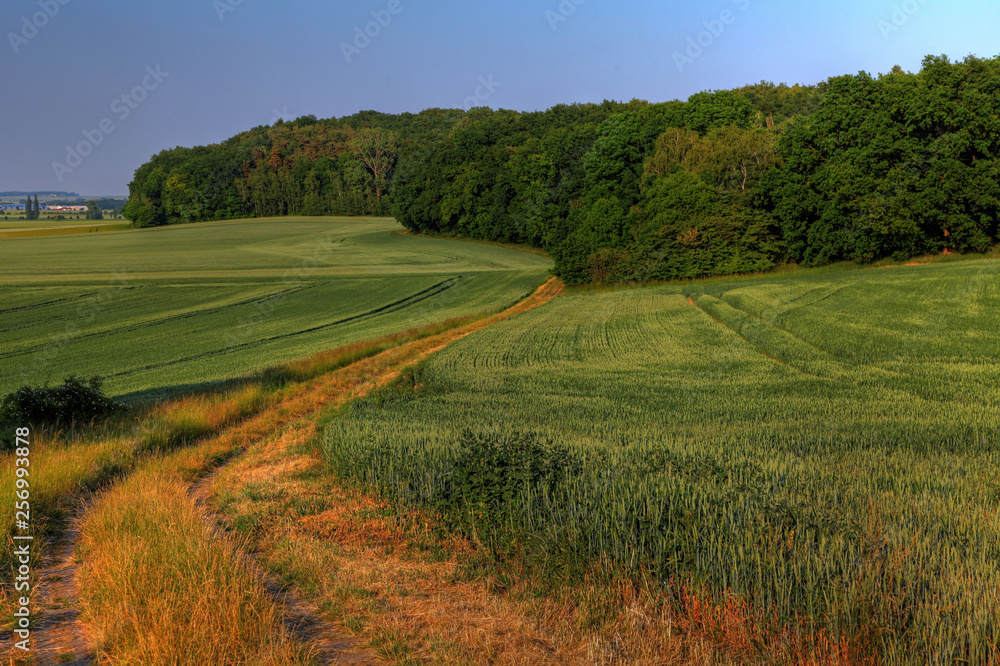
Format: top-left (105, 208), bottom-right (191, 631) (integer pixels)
top-left (0, 216), bottom-right (551, 400)
top-left (4, 215), bottom-right (999, 662)
top-left (324, 258), bottom-right (1000, 663)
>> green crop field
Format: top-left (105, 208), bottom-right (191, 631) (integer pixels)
top-left (0, 216), bottom-right (551, 400)
top-left (0, 222), bottom-right (133, 240)
top-left (0, 219), bottom-right (125, 231)
top-left (324, 258), bottom-right (1000, 662)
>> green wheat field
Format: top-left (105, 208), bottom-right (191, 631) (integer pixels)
top-left (324, 258), bottom-right (1000, 661)
top-left (0, 216), bottom-right (551, 401)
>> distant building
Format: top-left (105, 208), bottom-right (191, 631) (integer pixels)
top-left (1, 204), bottom-right (55, 210)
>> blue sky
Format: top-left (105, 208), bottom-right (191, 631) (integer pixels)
top-left (2, 0), bottom-right (998, 195)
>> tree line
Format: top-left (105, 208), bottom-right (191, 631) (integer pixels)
top-left (124, 54), bottom-right (1000, 284)
top-left (13, 196), bottom-right (113, 221)
top-left (123, 110), bottom-right (463, 227)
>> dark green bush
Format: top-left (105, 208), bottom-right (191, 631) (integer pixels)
top-left (0, 375), bottom-right (126, 448)
top-left (438, 430), bottom-right (582, 544)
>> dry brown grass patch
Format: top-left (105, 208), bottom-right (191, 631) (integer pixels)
top-left (246, 497), bottom-right (741, 665)
top-left (298, 495), bottom-right (406, 552)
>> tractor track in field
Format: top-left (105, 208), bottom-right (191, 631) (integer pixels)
top-left (96, 277), bottom-right (464, 380)
top-left (687, 295), bottom-right (789, 368)
top-left (0, 276), bottom-right (464, 375)
top-left (3, 277), bottom-right (561, 665)
top-left (1, 503), bottom-right (96, 665)
top-left (0, 285), bottom-right (307, 362)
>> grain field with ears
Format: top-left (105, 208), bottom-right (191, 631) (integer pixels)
top-left (322, 260), bottom-right (1000, 664)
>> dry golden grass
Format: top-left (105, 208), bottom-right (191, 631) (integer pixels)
top-left (69, 372), bottom-right (370, 663)
top-left (137, 382), bottom-right (276, 453)
top-left (276, 311), bottom-right (494, 383)
top-left (0, 380), bottom-right (280, 630)
top-left (0, 434), bottom-right (130, 631)
top-left (77, 463), bottom-right (314, 664)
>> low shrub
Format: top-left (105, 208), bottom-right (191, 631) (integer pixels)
top-left (0, 375), bottom-right (126, 449)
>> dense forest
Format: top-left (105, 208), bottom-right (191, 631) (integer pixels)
top-left (124, 54), bottom-right (1000, 284)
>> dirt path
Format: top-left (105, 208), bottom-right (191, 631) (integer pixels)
top-left (1, 519), bottom-right (95, 665)
top-left (2, 277), bottom-right (561, 665)
top-left (191, 467), bottom-right (376, 664)
top-left (206, 419), bottom-right (591, 664)
top-left (0, 494), bottom-right (97, 664)
top-left (31, 528), bottom-right (91, 665)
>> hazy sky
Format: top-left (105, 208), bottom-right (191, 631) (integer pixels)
top-left (2, 0), bottom-right (997, 195)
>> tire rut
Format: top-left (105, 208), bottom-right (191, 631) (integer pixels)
top-left (1, 505), bottom-right (95, 665)
top-left (190, 467), bottom-right (377, 665)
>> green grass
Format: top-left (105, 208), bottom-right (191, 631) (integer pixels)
top-left (0, 216), bottom-right (551, 400)
top-left (323, 258), bottom-right (1000, 664)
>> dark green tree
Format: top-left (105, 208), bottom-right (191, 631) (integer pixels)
top-left (85, 200), bottom-right (103, 220)
top-left (767, 55), bottom-right (1000, 264)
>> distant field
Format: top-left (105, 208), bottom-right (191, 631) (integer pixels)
top-left (0, 220), bottom-right (131, 238)
top-left (0, 219), bottom-right (122, 229)
top-left (325, 258), bottom-right (1000, 661)
top-left (0, 216), bottom-right (551, 400)
top-left (0, 212), bottom-right (120, 223)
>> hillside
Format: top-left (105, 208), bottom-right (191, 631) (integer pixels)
top-left (3, 223), bottom-right (998, 663)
